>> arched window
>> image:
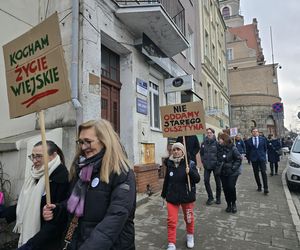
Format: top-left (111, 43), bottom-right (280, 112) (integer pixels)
top-left (251, 120), bottom-right (257, 128)
top-left (222, 7), bottom-right (230, 18)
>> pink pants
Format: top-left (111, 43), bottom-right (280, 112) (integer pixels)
top-left (167, 202), bottom-right (195, 244)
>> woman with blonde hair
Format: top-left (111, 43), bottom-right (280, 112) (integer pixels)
top-left (43, 119), bottom-right (136, 250)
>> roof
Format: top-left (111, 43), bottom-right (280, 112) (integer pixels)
top-left (228, 20), bottom-right (264, 63)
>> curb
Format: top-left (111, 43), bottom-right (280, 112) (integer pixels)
top-left (282, 166), bottom-right (300, 244)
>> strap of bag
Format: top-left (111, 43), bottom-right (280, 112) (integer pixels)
top-left (63, 216), bottom-right (79, 250)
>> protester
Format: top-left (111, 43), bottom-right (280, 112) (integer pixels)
top-left (235, 134), bottom-right (246, 156)
top-left (161, 142), bottom-right (200, 250)
top-left (43, 119), bottom-right (136, 250)
top-left (267, 134), bottom-right (282, 176)
top-left (200, 128), bottom-right (221, 205)
top-left (217, 133), bottom-right (242, 213)
top-left (0, 140), bottom-right (69, 250)
top-left (246, 128), bottom-right (269, 194)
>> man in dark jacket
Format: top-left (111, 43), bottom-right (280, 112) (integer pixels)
top-left (267, 134), bottom-right (281, 176)
top-left (200, 128), bottom-right (221, 205)
top-left (246, 128), bottom-right (269, 194)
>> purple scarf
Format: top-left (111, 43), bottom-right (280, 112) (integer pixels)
top-left (67, 151), bottom-right (103, 217)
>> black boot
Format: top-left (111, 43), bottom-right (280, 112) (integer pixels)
top-left (225, 203), bottom-right (232, 213)
top-left (231, 202), bottom-right (237, 213)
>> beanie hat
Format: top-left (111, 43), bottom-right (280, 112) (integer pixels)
top-left (172, 142), bottom-right (186, 155)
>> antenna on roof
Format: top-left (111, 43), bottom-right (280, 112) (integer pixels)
top-left (270, 26), bottom-right (275, 76)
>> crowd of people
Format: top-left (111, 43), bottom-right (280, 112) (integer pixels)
top-left (0, 120), bottom-right (288, 250)
top-left (162, 127), bottom-right (286, 249)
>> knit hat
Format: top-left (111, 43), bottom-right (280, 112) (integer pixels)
top-left (172, 142), bottom-right (186, 155)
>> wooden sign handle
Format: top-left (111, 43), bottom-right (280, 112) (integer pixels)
top-left (183, 136), bottom-right (191, 192)
top-left (38, 110), bottom-right (51, 204)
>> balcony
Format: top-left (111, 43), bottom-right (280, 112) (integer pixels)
top-left (114, 0), bottom-right (189, 57)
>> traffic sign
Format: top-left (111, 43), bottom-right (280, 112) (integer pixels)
top-left (272, 102), bottom-right (283, 113)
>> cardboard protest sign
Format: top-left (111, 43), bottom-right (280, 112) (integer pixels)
top-left (230, 127), bottom-right (238, 137)
top-left (160, 101), bottom-right (206, 138)
top-left (3, 12), bottom-right (71, 118)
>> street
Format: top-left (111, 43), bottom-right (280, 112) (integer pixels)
top-left (135, 156), bottom-right (300, 250)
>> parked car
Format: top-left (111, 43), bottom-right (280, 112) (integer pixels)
top-left (286, 135), bottom-right (300, 189)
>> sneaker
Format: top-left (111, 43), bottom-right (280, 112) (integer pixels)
top-left (216, 198), bottom-right (221, 204)
top-left (167, 243), bottom-right (176, 250)
top-left (206, 198), bottom-right (214, 205)
top-left (187, 234), bottom-right (194, 248)
top-left (257, 187), bottom-right (262, 192)
top-left (264, 189), bottom-right (269, 195)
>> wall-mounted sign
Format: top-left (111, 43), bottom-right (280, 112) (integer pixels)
top-left (136, 98), bottom-right (147, 115)
top-left (136, 78), bottom-right (148, 96)
top-left (3, 12), bottom-right (70, 118)
top-left (164, 74), bottom-right (194, 93)
top-left (160, 101), bottom-right (206, 137)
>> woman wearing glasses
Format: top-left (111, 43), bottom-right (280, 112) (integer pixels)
top-left (43, 119), bottom-right (136, 250)
top-left (0, 140), bottom-right (69, 250)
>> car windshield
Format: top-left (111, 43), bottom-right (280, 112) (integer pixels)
top-left (292, 139), bottom-right (300, 153)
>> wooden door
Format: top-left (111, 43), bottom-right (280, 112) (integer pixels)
top-left (101, 82), bottom-right (120, 134)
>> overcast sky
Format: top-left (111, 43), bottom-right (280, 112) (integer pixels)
top-left (240, 0), bottom-right (300, 130)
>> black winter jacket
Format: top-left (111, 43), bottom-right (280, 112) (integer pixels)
top-left (217, 144), bottom-right (242, 177)
top-left (161, 158), bottom-right (200, 205)
top-left (3, 164), bottom-right (69, 250)
top-left (200, 137), bottom-right (218, 170)
top-left (63, 168), bottom-right (136, 250)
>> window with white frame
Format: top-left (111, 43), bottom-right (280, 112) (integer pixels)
top-left (227, 48), bottom-right (233, 61)
top-left (224, 101), bottom-right (229, 116)
top-left (222, 6), bottom-right (230, 18)
top-left (149, 81), bottom-right (160, 129)
top-left (207, 83), bottom-right (212, 108)
top-left (188, 28), bottom-right (195, 66)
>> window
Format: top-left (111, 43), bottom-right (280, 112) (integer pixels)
top-left (214, 90), bottom-right (218, 108)
top-left (212, 43), bottom-right (216, 65)
top-left (227, 48), bottom-right (233, 61)
top-left (187, 28), bottom-right (195, 66)
top-left (224, 101), bottom-right (229, 116)
top-left (101, 46), bottom-right (120, 82)
top-left (204, 30), bottom-right (209, 57)
top-left (207, 83), bottom-right (212, 108)
top-left (222, 7), bottom-right (230, 18)
top-left (149, 81), bottom-right (160, 129)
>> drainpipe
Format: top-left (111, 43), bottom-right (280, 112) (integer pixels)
top-left (71, 0), bottom-right (82, 128)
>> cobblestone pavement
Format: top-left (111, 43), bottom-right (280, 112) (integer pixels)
top-left (135, 157), bottom-right (300, 250)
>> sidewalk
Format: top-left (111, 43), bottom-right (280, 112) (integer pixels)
top-left (135, 156), bottom-right (300, 250)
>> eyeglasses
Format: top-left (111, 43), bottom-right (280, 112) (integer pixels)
top-left (28, 154), bottom-right (43, 161)
top-left (75, 139), bottom-right (95, 147)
